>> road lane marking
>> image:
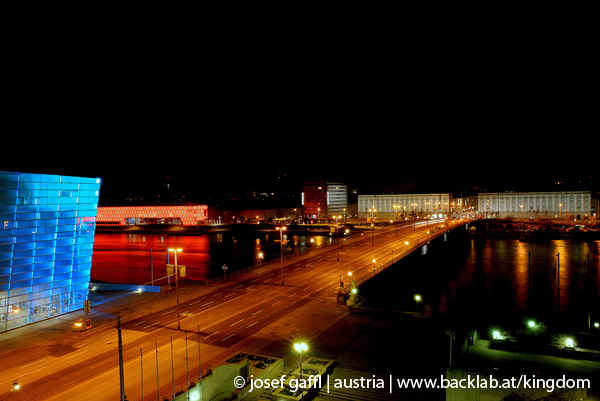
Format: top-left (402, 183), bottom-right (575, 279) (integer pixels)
top-left (230, 319), bottom-right (243, 326)
top-left (234, 285), bottom-right (243, 289)
top-left (264, 279), bottom-right (271, 282)
top-left (246, 322), bottom-right (258, 328)
top-left (251, 278), bottom-right (260, 282)
top-left (21, 359), bottom-right (45, 369)
top-left (204, 331), bottom-right (219, 339)
top-left (132, 320), bottom-right (146, 326)
top-left (161, 310), bottom-right (175, 316)
top-left (203, 301), bottom-right (214, 306)
top-left (271, 301), bottom-right (281, 306)
top-left (221, 334), bottom-right (235, 342)
top-left (252, 310), bottom-right (263, 316)
top-left (65, 350), bottom-right (88, 360)
top-left (189, 300), bottom-right (203, 306)
top-left (143, 322), bottom-right (159, 329)
top-left (213, 292), bottom-right (223, 297)
top-left (224, 293), bottom-right (236, 298)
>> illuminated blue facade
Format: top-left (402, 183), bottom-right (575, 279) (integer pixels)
top-left (0, 171), bottom-right (100, 332)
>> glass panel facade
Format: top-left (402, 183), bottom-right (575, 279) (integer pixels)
top-left (0, 171), bottom-right (100, 332)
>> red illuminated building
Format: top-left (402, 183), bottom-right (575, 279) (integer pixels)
top-left (96, 204), bottom-right (208, 226)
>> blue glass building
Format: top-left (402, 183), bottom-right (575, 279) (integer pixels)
top-left (0, 171), bottom-right (100, 332)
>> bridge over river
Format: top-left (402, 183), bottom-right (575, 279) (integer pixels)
top-left (0, 218), bottom-right (473, 401)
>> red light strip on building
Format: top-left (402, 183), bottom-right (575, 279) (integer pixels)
top-left (96, 205), bottom-right (207, 226)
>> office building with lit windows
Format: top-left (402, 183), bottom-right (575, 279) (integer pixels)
top-left (302, 182), bottom-right (348, 219)
top-left (96, 204), bottom-right (208, 226)
top-left (478, 191), bottom-right (592, 219)
top-left (358, 193), bottom-right (453, 219)
top-left (0, 171), bottom-right (100, 333)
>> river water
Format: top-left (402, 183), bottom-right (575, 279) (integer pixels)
top-left (90, 231), bottom-right (333, 285)
top-left (360, 236), bottom-right (600, 332)
top-left (91, 232), bottom-right (600, 332)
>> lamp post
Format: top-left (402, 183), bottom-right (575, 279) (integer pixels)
top-left (394, 205), bottom-right (399, 236)
top-left (371, 223), bottom-right (374, 247)
top-left (294, 342), bottom-right (308, 400)
top-left (414, 294), bottom-right (421, 314)
top-left (258, 252), bottom-right (264, 268)
top-left (168, 248), bottom-right (183, 330)
top-left (276, 226), bottom-right (287, 285)
top-left (332, 215), bottom-right (341, 261)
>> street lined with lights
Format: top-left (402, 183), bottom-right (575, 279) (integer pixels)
top-left (0, 219), bottom-right (460, 400)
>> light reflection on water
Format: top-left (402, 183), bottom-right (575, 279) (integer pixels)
top-left (360, 238), bottom-right (600, 331)
top-left (91, 232), bottom-right (332, 285)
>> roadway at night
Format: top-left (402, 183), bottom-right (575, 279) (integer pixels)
top-left (0, 219), bottom-right (462, 400)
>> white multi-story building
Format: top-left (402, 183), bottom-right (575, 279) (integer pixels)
top-left (358, 193), bottom-right (453, 219)
top-left (477, 191), bottom-right (592, 219)
top-left (302, 182), bottom-right (348, 219)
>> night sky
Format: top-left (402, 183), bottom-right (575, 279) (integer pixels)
top-left (4, 66), bottom-right (598, 205)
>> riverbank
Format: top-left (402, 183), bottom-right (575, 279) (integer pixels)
top-left (95, 223), bottom-right (342, 235)
top-left (468, 231), bottom-right (600, 240)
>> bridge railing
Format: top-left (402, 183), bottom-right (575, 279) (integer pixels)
top-left (344, 221), bottom-right (466, 294)
top-left (203, 231), bottom-right (364, 285)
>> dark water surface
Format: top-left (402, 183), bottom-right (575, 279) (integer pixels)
top-left (91, 232), bottom-right (600, 332)
top-left (91, 232), bottom-right (332, 285)
top-left (360, 236), bottom-right (600, 332)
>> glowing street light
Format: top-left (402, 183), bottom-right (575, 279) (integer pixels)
top-left (332, 215), bottom-right (342, 261)
top-left (294, 342), bottom-right (308, 400)
top-left (168, 248), bottom-right (183, 330)
top-left (275, 227), bottom-right (287, 285)
top-left (414, 294), bottom-right (421, 314)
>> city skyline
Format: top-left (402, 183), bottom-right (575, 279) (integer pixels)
top-left (4, 71), bottom-right (598, 205)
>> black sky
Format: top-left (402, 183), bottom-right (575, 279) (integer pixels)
top-left (4, 63), bottom-right (598, 204)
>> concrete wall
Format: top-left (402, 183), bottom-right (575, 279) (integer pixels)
top-left (172, 357), bottom-right (283, 401)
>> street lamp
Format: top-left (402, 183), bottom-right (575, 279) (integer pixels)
top-left (294, 342), bottom-right (308, 400)
top-left (371, 223), bottom-right (374, 246)
top-left (414, 294), bottom-right (421, 314)
top-left (168, 248), bottom-right (183, 330)
top-left (275, 226), bottom-right (287, 285)
top-left (332, 215), bottom-right (342, 261)
top-left (258, 252), bottom-right (264, 268)
top-left (393, 205), bottom-right (399, 236)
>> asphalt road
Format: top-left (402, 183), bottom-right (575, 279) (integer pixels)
top-left (0, 219), bottom-right (464, 400)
